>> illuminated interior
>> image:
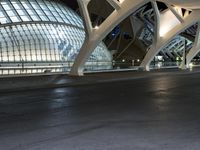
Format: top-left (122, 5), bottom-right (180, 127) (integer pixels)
top-left (0, 0), bottom-right (112, 75)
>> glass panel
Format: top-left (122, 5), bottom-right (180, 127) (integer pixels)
top-left (6, 10), bottom-right (15, 16)
top-left (12, 3), bottom-right (21, 10)
top-left (21, 15), bottom-right (30, 21)
top-left (2, 4), bottom-right (11, 10)
top-left (0, 0), bottom-right (111, 75)
top-left (10, 16), bottom-right (20, 22)
top-left (16, 9), bottom-right (25, 15)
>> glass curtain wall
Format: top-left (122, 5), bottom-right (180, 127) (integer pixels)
top-left (0, 0), bottom-right (112, 75)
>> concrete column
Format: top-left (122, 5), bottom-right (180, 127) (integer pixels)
top-left (140, 0), bottom-right (160, 71)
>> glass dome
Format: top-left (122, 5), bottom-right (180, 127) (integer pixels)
top-left (0, 0), bottom-right (112, 75)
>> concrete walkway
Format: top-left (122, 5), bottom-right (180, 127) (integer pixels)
top-left (0, 67), bottom-right (200, 150)
top-left (1, 68), bottom-right (200, 149)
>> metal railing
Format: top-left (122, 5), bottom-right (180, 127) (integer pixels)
top-left (0, 60), bottom-right (191, 77)
top-left (150, 61), bottom-right (180, 69)
top-left (0, 61), bottom-right (113, 76)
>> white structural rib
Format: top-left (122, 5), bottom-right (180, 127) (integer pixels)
top-left (70, 0), bottom-right (200, 76)
top-left (140, 9), bottom-right (200, 71)
top-left (106, 0), bottom-right (121, 10)
top-left (151, 1), bottom-right (160, 43)
top-left (69, 0), bottom-right (147, 76)
top-left (77, 0), bottom-right (93, 35)
top-left (167, 4), bottom-right (184, 23)
top-left (181, 22), bottom-right (200, 68)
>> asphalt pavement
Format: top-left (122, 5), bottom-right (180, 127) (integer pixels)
top-left (0, 69), bottom-right (200, 150)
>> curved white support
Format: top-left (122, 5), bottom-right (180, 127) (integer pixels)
top-left (140, 1), bottom-right (160, 71)
top-left (140, 9), bottom-right (200, 70)
top-left (69, 0), bottom-right (148, 76)
top-left (151, 1), bottom-right (160, 43)
top-left (167, 5), bottom-right (184, 23)
top-left (107, 0), bottom-right (121, 10)
top-left (70, 0), bottom-right (200, 76)
top-left (78, 0), bottom-right (93, 35)
top-left (181, 22), bottom-right (200, 68)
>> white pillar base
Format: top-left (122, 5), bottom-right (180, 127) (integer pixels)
top-left (180, 63), bottom-right (189, 70)
top-left (69, 67), bottom-right (84, 76)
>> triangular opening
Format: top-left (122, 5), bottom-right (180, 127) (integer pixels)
top-left (87, 0), bottom-right (115, 28)
top-left (156, 1), bottom-right (168, 12)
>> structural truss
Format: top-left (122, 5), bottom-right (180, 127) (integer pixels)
top-left (69, 0), bottom-right (200, 76)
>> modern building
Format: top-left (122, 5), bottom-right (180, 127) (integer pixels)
top-left (1, 0), bottom-right (200, 76)
top-left (68, 0), bottom-right (200, 76)
top-left (0, 0), bottom-right (112, 75)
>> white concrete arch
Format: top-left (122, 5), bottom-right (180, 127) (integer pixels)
top-left (163, 0), bottom-right (200, 9)
top-left (140, 6), bottom-right (200, 71)
top-left (69, 0), bottom-right (148, 76)
top-left (180, 22), bottom-right (200, 68)
top-left (69, 0), bottom-right (200, 76)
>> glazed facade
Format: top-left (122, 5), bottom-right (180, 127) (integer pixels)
top-left (0, 0), bottom-right (112, 75)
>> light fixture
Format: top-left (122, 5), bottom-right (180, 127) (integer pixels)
top-left (158, 63), bottom-right (161, 68)
top-left (94, 25), bottom-right (99, 29)
top-left (189, 62), bottom-right (193, 68)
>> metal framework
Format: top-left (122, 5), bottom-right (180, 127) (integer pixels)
top-left (0, 0), bottom-right (112, 75)
top-left (70, 0), bottom-right (200, 76)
